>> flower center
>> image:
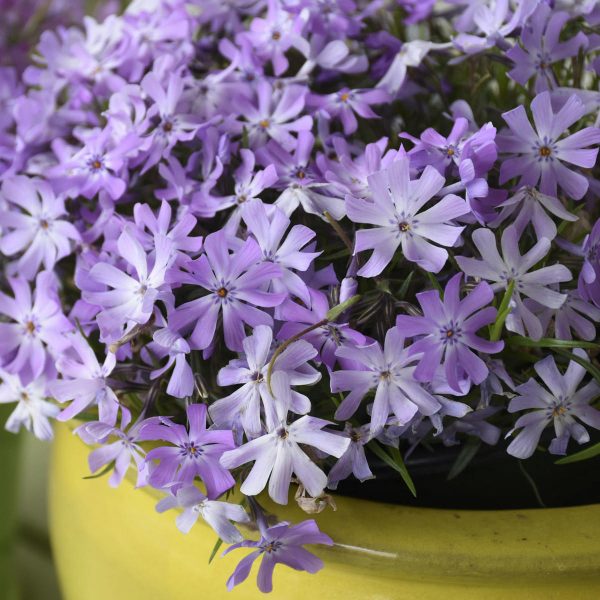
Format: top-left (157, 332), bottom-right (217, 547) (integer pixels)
top-left (217, 287), bottom-right (228, 298)
top-left (539, 146), bottom-right (552, 157)
top-left (552, 405), bottom-right (567, 417)
top-left (271, 31), bottom-right (281, 41)
top-left (162, 120), bottom-right (173, 133)
top-left (259, 119), bottom-right (270, 129)
top-left (88, 156), bottom-right (105, 172)
top-left (398, 221), bottom-right (410, 232)
top-left (24, 320), bottom-right (36, 335)
top-left (20, 392), bottom-right (29, 402)
top-left (237, 193), bottom-right (247, 204)
top-left (261, 540), bottom-right (282, 554)
top-left (181, 442), bottom-right (203, 458)
top-left (40, 219), bottom-right (50, 230)
top-left (350, 430), bottom-right (361, 443)
top-left (340, 92), bottom-right (350, 103)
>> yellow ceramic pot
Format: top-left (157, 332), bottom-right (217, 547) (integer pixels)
top-left (49, 423), bottom-right (600, 600)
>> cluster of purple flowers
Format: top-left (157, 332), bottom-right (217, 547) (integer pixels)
top-left (2, 0), bottom-right (600, 593)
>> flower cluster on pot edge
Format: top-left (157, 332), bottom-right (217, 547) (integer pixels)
top-left (2, 0), bottom-right (600, 593)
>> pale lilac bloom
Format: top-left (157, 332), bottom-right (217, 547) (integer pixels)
top-left (258, 132), bottom-right (346, 220)
top-left (210, 325), bottom-right (320, 440)
top-left (507, 350), bottom-right (600, 458)
top-left (347, 157), bottom-right (468, 276)
top-left (49, 332), bottom-right (122, 425)
top-left (498, 91), bottom-right (600, 200)
top-left (277, 289), bottom-right (366, 369)
top-left (235, 80), bottom-right (313, 151)
top-left (490, 186), bottom-right (577, 241)
top-left (156, 485), bottom-right (250, 541)
top-left (309, 88), bottom-right (389, 135)
top-left (49, 127), bottom-right (138, 201)
top-left (327, 423), bottom-right (374, 490)
top-left (170, 231), bottom-right (286, 352)
top-left (440, 406), bottom-right (502, 446)
top-left (507, 3), bottom-right (588, 92)
top-left (243, 0), bottom-right (309, 76)
top-left (331, 327), bottom-right (441, 435)
top-left (0, 371), bottom-right (58, 440)
top-left (150, 327), bottom-right (194, 399)
top-left (565, 218), bottom-right (600, 307)
top-left (396, 273), bottom-right (503, 392)
top-left (76, 414), bottom-right (151, 487)
top-left (0, 176), bottom-right (80, 279)
top-left (140, 403), bottom-right (235, 497)
top-left (85, 228), bottom-right (173, 342)
top-left (0, 272), bottom-right (72, 380)
top-left (220, 372), bottom-right (349, 505)
top-left (453, 0), bottom-right (539, 55)
top-left (139, 70), bottom-right (203, 170)
top-left (530, 289), bottom-right (600, 341)
top-left (242, 199), bottom-right (320, 305)
top-left (224, 518), bottom-right (332, 593)
top-left (456, 226), bottom-right (572, 339)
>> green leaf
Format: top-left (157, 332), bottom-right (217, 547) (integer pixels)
top-left (83, 463), bottom-right (113, 480)
top-left (447, 438), bottom-right (481, 481)
top-left (508, 337), bottom-right (600, 350)
top-left (490, 280), bottom-right (515, 341)
top-left (208, 538), bottom-right (224, 564)
top-left (325, 294), bottom-right (361, 322)
top-left (556, 441), bottom-right (600, 464)
top-left (554, 349), bottom-right (600, 384)
top-left (397, 271), bottom-right (414, 300)
top-left (424, 271), bottom-right (443, 295)
top-left (368, 441), bottom-right (416, 497)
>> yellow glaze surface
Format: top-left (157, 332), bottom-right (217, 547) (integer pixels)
top-left (50, 423), bottom-right (600, 599)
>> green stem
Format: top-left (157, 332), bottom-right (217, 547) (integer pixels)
top-left (490, 279), bottom-right (515, 342)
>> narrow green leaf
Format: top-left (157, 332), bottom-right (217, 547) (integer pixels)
top-left (490, 280), bottom-right (515, 341)
top-left (508, 337), bottom-right (600, 350)
top-left (368, 441), bottom-right (417, 497)
top-left (424, 271), bottom-right (443, 295)
top-left (447, 438), bottom-right (481, 481)
top-left (398, 271), bottom-right (414, 300)
top-left (556, 441), bottom-right (600, 464)
top-left (83, 463), bottom-right (113, 480)
top-left (208, 538), bottom-right (224, 564)
top-left (325, 294), bottom-right (361, 322)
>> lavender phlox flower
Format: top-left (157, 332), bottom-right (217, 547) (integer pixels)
top-left (277, 289), bottom-right (366, 370)
top-left (139, 69), bottom-right (204, 171)
top-left (242, 199), bottom-right (320, 305)
top-left (296, 38), bottom-right (368, 79)
top-left (170, 231), bottom-right (286, 352)
top-left (507, 350), bottom-right (600, 458)
top-left (377, 40), bottom-right (453, 94)
top-left (156, 485), bottom-right (250, 541)
top-left (140, 403), bottom-right (236, 497)
top-left (498, 91), bottom-right (600, 200)
top-left (327, 423), bottom-right (374, 490)
top-left (242, 0), bottom-right (309, 76)
top-left (0, 370), bottom-right (58, 440)
top-left (396, 273), bottom-right (503, 392)
top-left (257, 132), bottom-right (346, 220)
top-left (0, 176), bottom-right (80, 279)
top-left (490, 186), bottom-right (577, 240)
top-left (234, 80), bottom-right (313, 151)
top-left (331, 327), bottom-right (441, 435)
top-left (456, 225), bottom-right (572, 339)
top-left (347, 156), bottom-right (468, 276)
top-left (85, 227), bottom-right (174, 342)
top-left (507, 3), bottom-right (588, 92)
top-left (527, 288), bottom-right (600, 341)
top-left (0, 272), bottom-right (72, 380)
top-left (220, 372), bottom-right (349, 505)
top-left (133, 201), bottom-right (203, 265)
top-left (155, 155), bottom-right (198, 204)
top-left (308, 88), bottom-right (389, 135)
top-left (49, 331), bottom-right (122, 425)
top-left (319, 136), bottom-right (400, 200)
top-left (453, 0), bottom-right (539, 55)
top-left (439, 406), bottom-right (502, 446)
top-left (76, 413), bottom-right (151, 487)
top-left (224, 517), bottom-right (333, 593)
top-left (478, 357), bottom-right (515, 408)
top-left (210, 325), bottom-right (320, 440)
top-left (219, 149), bottom-right (277, 230)
top-left (149, 327), bottom-right (194, 399)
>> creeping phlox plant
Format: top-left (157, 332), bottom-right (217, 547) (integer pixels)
top-left (2, 0), bottom-right (600, 593)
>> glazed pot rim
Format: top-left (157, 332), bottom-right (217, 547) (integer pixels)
top-left (59, 421), bottom-right (600, 582)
